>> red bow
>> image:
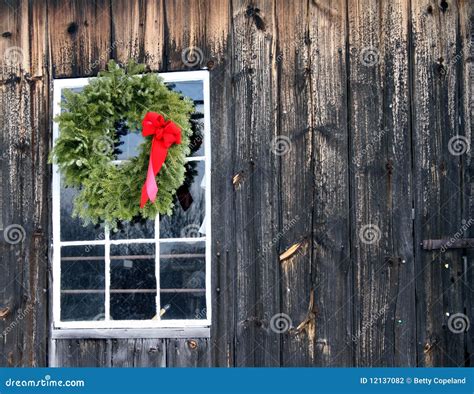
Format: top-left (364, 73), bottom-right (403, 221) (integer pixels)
top-left (140, 112), bottom-right (181, 208)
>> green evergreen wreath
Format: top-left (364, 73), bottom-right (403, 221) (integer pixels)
top-left (51, 60), bottom-right (194, 229)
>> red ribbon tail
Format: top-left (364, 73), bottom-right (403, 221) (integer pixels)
top-left (140, 154), bottom-right (160, 208)
top-left (140, 184), bottom-right (148, 208)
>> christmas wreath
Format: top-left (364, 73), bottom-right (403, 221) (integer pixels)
top-left (51, 61), bottom-right (195, 229)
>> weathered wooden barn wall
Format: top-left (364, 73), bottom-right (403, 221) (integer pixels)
top-left (0, 0), bottom-right (472, 367)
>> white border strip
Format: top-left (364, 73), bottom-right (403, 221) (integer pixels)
top-left (52, 327), bottom-right (210, 339)
top-left (203, 71), bottom-right (212, 324)
top-left (104, 227), bottom-right (111, 321)
top-left (154, 212), bottom-right (161, 320)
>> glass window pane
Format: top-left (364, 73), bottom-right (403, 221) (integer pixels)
top-left (160, 293), bottom-right (206, 320)
top-left (167, 81), bottom-right (204, 157)
top-left (110, 219), bottom-right (154, 240)
top-left (189, 103), bottom-right (204, 157)
top-left (114, 120), bottom-right (145, 161)
top-left (60, 178), bottom-right (105, 242)
top-left (61, 294), bottom-right (105, 322)
top-left (60, 87), bottom-right (83, 112)
top-left (60, 245), bottom-right (105, 321)
top-left (59, 87), bottom-right (105, 242)
top-left (160, 161), bottom-right (206, 238)
top-left (160, 241), bottom-right (206, 320)
top-left (166, 81), bottom-right (203, 101)
top-left (110, 243), bottom-right (156, 320)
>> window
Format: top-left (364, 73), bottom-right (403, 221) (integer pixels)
top-left (52, 71), bottom-right (211, 331)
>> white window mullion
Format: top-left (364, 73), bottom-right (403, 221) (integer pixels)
top-left (185, 156), bottom-right (205, 162)
top-left (203, 70), bottom-right (212, 324)
top-left (52, 81), bottom-right (62, 327)
top-left (159, 237), bottom-right (206, 243)
top-left (155, 215), bottom-right (161, 320)
top-left (104, 227), bottom-right (111, 321)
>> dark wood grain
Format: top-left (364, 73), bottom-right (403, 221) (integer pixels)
top-left (111, 339), bottom-right (166, 367)
top-left (55, 339), bottom-right (109, 367)
top-left (274, 0), bottom-right (314, 367)
top-left (411, 0), bottom-right (467, 367)
top-left (231, 0), bottom-right (281, 367)
top-left (459, 0), bottom-right (474, 368)
top-left (48, 0), bottom-right (111, 78)
top-left (201, 1), bottom-right (236, 368)
top-left (111, 0), bottom-right (166, 70)
top-left (348, 0), bottom-right (416, 366)
top-left (0, 0), bottom-right (49, 368)
top-left (308, 0), bottom-right (353, 367)
top-left (166, 338), bottom-right (210, 367)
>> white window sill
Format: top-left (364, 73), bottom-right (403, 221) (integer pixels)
top-left (51, 326), bottom-right (210, 339)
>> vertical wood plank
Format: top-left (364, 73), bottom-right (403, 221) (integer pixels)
top-left (111, 0), bottom-right (145, 64)
top-left (30, 0), bottom-right (47, 78)
top-left (0, 0), bottom-right (49, 367)
top-left (162, 0), bottom-right (206, 70)
top-left (349, 0), bottom-right (416, 366)
top-left (275, 0), bottom-right (314, 367)
top-left (166, 338), bottom-right (210, 367)
top-left (200, 1), bottom-right (236, 367)
top-left (0, 0), bottom-right (29, 78)
top-left (0, 0), bottom-right (31, 368)
top-left (143, 0), bottom-right (165, 70)
top-left (231, 0), bottom-right (281, 367)
top-left (308, 0), bottom-right (353, 366)
top-left (111, 339), bottom-right (166, 367)
top-left (54, 339), bottom-right (109, 367)
top-left (48, 0), bottom-right (111, 77)
top-left (111, 0), bottom-right (165, 69)
top-left (411, 0), bottom-right (468, 367)
top-left (459, 0), bottom-right (473, 368)
top-left (26, 0), bottom-right (50, 367)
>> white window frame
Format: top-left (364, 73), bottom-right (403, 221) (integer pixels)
top-left (51, 71), bottom-right (211, 332)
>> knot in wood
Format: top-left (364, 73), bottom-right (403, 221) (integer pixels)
top-left (0, 306), bottom-right (11, 319)
top-left (187, 340), bottom-right (198, 350)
